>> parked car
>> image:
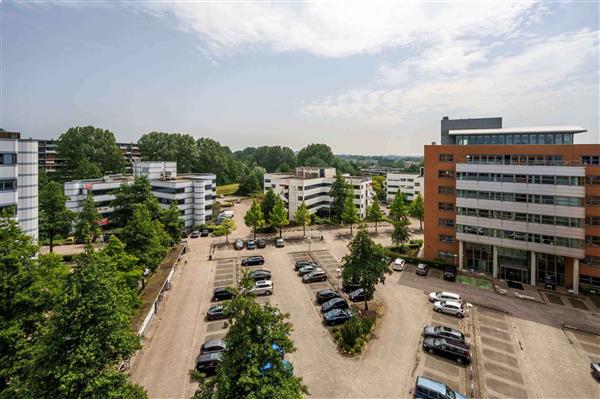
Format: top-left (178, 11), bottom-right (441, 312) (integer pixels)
top-left (429, 291), bottom-right (462, 303)
top-left (342, 279), bottom-right (361, 293)
top-left (423, 337), bottom-right (471, 364)
top-left (250, 269), bottom-right (272, 281)
top-left (433, 300), bottom-right (465, 318)
top-left (298, 264), bottom-right (320, 276)
top-left (275, 237), bottom-right (285, 247)
top-left (443, 265), bottom-right (457, 281)
top-left (212, 287), bottom-right (234, 302)
top-left (181, 230), bottom-right (189, 239)
top-left (348, 288), bottom-right (372, 302)
top-left (302, 269), bottom-right (327, 283)
top-left (414, 376), bottom-right (468, 399)
top-left (241, 256), bottom-right (265, 266)
top-left (246, 239), bottom-right (256, 250)
top-left (200, 338), bottom-right (226, 354)
top-left (322, 308), bottom-right (353, 326)
top-left (295, 260), bottom-right (317, 271)
top-left (415, 263), bottom-right (429, 276)
top-left (316, 289), bottom-right (340, 304)
top-left (206, 305), bottom-right (227, 321)
top-left (196, 352), bottom-right (223, 375)
top-left (191, 230), bottom-right (200, 238)
top-left (321, 297), bottom-right (349, 313)
top-left (422, 325), bottom-right (466, 344)
top-left (591, 362), bottom-right (600, 379)
top-left (392, 258), bottom-right (406, 271)
top-left (200, 229), bottom-right (209, 237)
top-left (256, 238), bottom-right (266, 248)
top-left (234, 239), bottom-right (244, 250)
top-left (249, 280), bottom-right (273, 296)
top-left (64, 236), bottom-right (75, 245)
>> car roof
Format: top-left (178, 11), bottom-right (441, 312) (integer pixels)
top-left (440, 291), bottom-right (459, 297)
top-left (203, 338), bottom-right (225, 347)
top-left (318, 288), bottom-right (335, 294)
top-left (443, 300), bottom-right (462, 307)
top-left (209, 304), bottom-right (223, 311)
top-left (198, 352), bottom-right (223, 362)
top-left (214, 287), bottom-right (228, 292)
top-left (417, 263), bottom-right (427, 268)
top-left (416, 376), bottom-right (447, 394)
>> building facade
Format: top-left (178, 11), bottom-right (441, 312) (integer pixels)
top-left (424, 117), bottom-right (600, 294)
top-left (264, 167), bottom-right (373, 220)
top-left (65, 161), bottom-right (215, 229)
top-left (0, 132), bottom-right (38, 239)
top-left (386, 171), bottom-right (424, 202)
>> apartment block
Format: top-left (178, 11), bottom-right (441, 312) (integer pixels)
top-left (65, 161), bottom-right (216, 229)
top-left (424, 117), bottom-right (600, 294)
top-left (264, 167), bottom-right (373, 220)
top-left (0, 131), bottom-right (38, 239)
top-left (386, 171), bottom-right (424, 202)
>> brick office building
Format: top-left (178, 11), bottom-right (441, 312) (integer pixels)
top-left (424, 117), bottom-right (600, 294)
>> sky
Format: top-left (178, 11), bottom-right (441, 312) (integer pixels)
top-left (2, 1), bottom-right (599, 155)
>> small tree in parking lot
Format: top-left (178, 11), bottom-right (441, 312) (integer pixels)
top-left (367, 197), bottom-right (384, 233)
top-left (269, 199), bottom-right (289, 238)
top-left (218, 218), bottom-right (236, 243)
top-left (409, 193), bottom-right (425, 230)
top-left (244, 199), bottom-right (265, 240)
top-left (294, 201), bottom-right (311, 237)
top-left (341, 189), bottom-right (359, 235)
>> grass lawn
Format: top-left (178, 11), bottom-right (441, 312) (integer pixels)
top-left (216, 183), bottom-right (239, 196)
top-left (457, 274), bottom-right (493, 290)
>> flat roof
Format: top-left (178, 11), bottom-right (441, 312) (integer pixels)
top-left (449, 125), bottom-right (586, 135)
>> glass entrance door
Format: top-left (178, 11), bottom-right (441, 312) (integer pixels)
top-left (500, 266), bottom-right (529, 284)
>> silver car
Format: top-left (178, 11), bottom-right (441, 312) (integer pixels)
top-left (433, 300), bottom-right (465, 318)
top-left (250, 280), bottom-right (273, 296)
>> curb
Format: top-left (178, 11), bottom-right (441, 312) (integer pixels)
top-left (562, 323), bottom-right (600, 336)
top-left (468, 301), bottom-right (511, 315)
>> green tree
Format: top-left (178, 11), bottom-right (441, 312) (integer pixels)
top-left (391, 220), bottom-right (411, 248)
top-left (39, 181), bottom-right (74, 251)
top-left (371, 175), bottom-right (386, 201)
top-left (0, 215), bottom-right (67, 392)
top-left (56, 126), bottom-right (125, 180)
top-left (237, 166), bottom-right (265, 196)
top-left (244, 199), bottom-right (265, 240)
top-left (341, 228), bottom-right (391, 310)
top-left (261, 188), bottom-right (278, 224)
top-left (18, 248), bottom-right (146, 398)
top-left (120, 204), bottom-right (168, 270)
top-left (296, 143), bottom-right (336, 167)
top-left (138, 132), bottom-right (197, 173)
top-left (101, 236), bottom-right (141, 305)
top-left (217, 218), bottom-right (236, 243)
top-left (329, 173), bottom-right (349, 222)
top-left (75, 192), bottom-right (102, 244)
top-left (410, 193), bottom-right (425, 230)
top-left (162, 201), bottom-right (183, 245)
top-left (235, 146), bottom-right (296, 173)
top-left (341, 189), bottom-right (359, 235)
top-left (367, 197), bottom-right (384, 233)
top-left (111, 177), bottom-right (162, 227)
top-left (196, 138), bottom-right (246, 185)
top-left (389, 191), bottom-right (409, 223)
top-left (269, 199), bottom-right (289, 238)
top-left (294, 201), bottom-right (311, 237)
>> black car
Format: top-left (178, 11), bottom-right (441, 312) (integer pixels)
top-left (241, 256), bottom-right (265, 266)
top-left (212, 287), bottom-right (234, 302)
top-left (250, 269), bottom-right (272, 281)
top-left (592, 362), bottom-right (600, 380)
top-left (196, 352), bottom-right (223, 375)
top-left (348, 288), bottom-right (371, 302)
top-left (422, 325), bottom-right (466, 344)
top-left (443, 265), bottom-right (457, 281)
top-left (200, 229), bottom-right (209, 237)
top-left (181, 230), bottom-right (189, 239)
top-left (200, 338), bottom-right (226, 354)
top-left (298, 264), bottom-right (319, 276)
top-left (415, 263), bottom-right (429, 276)
top-left (295, 260), bottom-right (316, 271)
top-left (256, 238), bottom-right (266, 248)
top-left (206, 305), bottom-right (227, 321)
top-left (316, 289), bottom-right (340, 304)
top-left (423, 337), bottom-right (471, 365)
top-left (321, 297), bottom-right (349, 313)
top-left (323, 308), bottom-right (353, 326)
top-left (246, 239), bottom-right (256, 250)
top-left (342, 279), bottom-right (360, 293)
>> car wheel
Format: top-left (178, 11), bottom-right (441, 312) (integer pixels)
top-left (321, 277), bottom-right (327, 282)
top-left (427, 348), bottom-right (434, 354)
top-left (457, 313), bottom-right (464, 318)
top-left (456, 357), bottom-right (463, 364)
top-left (436, 308), bottom-right (442, 313)
top-left (260, 261), bottom-right (264, 265)
top-left (265, 290), bottom-right (272, 296)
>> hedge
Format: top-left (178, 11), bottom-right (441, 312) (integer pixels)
top-left (386, 251), bottom-right (453, 270)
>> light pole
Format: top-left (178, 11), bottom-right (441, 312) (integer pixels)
top-left (308, 236), bottom-right (312, 253)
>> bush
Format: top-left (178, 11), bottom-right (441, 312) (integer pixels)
top-left (334, 315), bottom-right (375, 355)
top-left (386, 252), bottom-right (452, 271)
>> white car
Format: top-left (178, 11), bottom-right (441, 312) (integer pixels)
top-left (429, 291), bottom-right (462, 303)
top-left (433, 300), bottom-right (464, 318)
top-left (392, 258), bottom-right (406, 271)
top-left (250, 280), bottom-right (273, 296)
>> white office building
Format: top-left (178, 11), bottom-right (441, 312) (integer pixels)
top-left (264, 167), bottom-right (373, 221)
top-left (386, 172), bottom-right (424, 202)
top-left (0, 132), bottom-right (38, 239)
top-left (65, 161), bottom-right (216, 229)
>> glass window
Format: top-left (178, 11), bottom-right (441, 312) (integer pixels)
top-left (563, 134), bottom-right (572, 144)
top-left (529, 134), bottom-right (537, 144)
top-left (521, 134), bottom-right (529, 144)
top-left (546, 133), bottom-right (554, 144)
top-left (542, 175), bottom-right (555, 184)
top-left (555, 176), bottom-right (570, 186)
top-left (514, 135), bottom-right (521, 145)
top-left (506, 135), bottom-right (513, 144)
top-left (490, 135), bottom-right (498, 144)
top-left (538, 134), bottom-right (546, 144)
top-left (555, 134), bottom-right (563, 144)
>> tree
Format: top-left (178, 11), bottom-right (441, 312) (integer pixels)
top-left (39, 181), bottom-right (74, 252)
top-left (269, 199), bottom-right (289, 238)
top-left (0, 215), bottom-right (67, 392)
top-left (120, 204), bottom-right (168, 270)
top-left (294, 201), bottom-right (311, 237)
top-left (56, 126), bottom-right (125, 180)
top-left (196, 138), bottom-right (246, 185)
top-left (341, 228), bottom-right (391, 310)
top-left (138, 132), bottom-right (197, 173)
top-left (162, 201), bottom-right (183, 245)
top-left (389, 192), bottom-right (411, 247)
top-left (367, 197), bottom-right (384, 233)
top-left (17, 248), bottom-right (146, 398)
top-left (74, 192), bottom-right (102, 244)
top-left (244, 199), bottom-right (265, 240)
top-left (217, 218), bottom-right (236, 243)
top-left (101, 236), bottom-right (141, 306)
top-left (389, 191), bottom-right (409, 223)
top-left (237, 166), bottom-right (265, 196)
top-left (296, 143), bottom-right (336, 167)
top-left (261, 188), bottom-right (278, 224)
top-left (235, 146), bottom-right (296, 173)
top-left (391, 220), bottom-right (411, 248)
top-left (371, 175), bottom-right (386, 201)
top-left (410, 193), bottom-right (425, 230)
top-left (329, 173), bottom-right (349, 222)
top-left (341, 189), bottom-right (359, 235)
top-left (111, 176), bottom-right (162, 227)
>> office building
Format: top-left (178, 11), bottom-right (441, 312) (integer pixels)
top-left (424, 116), bottom-right (600, 294)
top-left (0, 131), bottom-right (39, 239)
top-left (65, 161), bottom-right (216, 229)
top-left (386, 170), bottom-right (424, 202)
top-left (264, 167), bottom-right (373, 220)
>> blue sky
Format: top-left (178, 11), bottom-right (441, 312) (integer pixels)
top-left (2, 1), bottom-right (598, 155)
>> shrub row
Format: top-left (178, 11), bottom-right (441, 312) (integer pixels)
top-left (386, 252), bottom-right (453, 271)
top-left (333, 314), bottom-right (375, 355)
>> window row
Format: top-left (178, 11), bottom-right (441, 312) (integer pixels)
top-left (438, 186), bottom-right (455, 195)
top-left (456, 132), bottom-right (573, 146)
top-left (0, 204), bottom-right (16, 217)
top-left (0, 179), bottom-right (17, 192)
top-left (456, 189), bottom-right (583, 207)
top-left (303, 182), bottom-right (331, 191)
top-left (457, 207), bottom-right (582, 227)
top-left (586, 196), bottom-right (600, 206)
top-left (586, 216), bottom-right (600, 226)
top-left (0, 153), bottom-right (17, 165)
top-left (438, 170), bottom-right (454, 178)
top-left (583, 256), bottom-right (600, 266)
top-left (437, 250), bottom-right (457, 263)
top-left (580, 274), bottom-right (600, 287)
top-left (581, 156), bottom-right (600, 165)
top-left (439, 234), bottom-right (455, 243)
top-left (586, 236), bottom-right (600, 247)
top-left (439, 154), bottom-right (454, 162)
top-left (465, 154), bottom-right (563, 166)
top-left (158, 197), bottom-right (185, 205)
top-left (456, 224), bottom-right (584, 249)
top-left (586, 176), bottom-right (600, 185)
top-left (456, 172), bottom-right (582, 186)
top-left (151, 186), bottom-right (186, 194)
top-left (438, 218), bottom-right (455, 227)
top-left (438, 202), bottom-right (454, 211)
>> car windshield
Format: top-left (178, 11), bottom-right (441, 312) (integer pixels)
top-left (447, 388), bottom-right (456, 399)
